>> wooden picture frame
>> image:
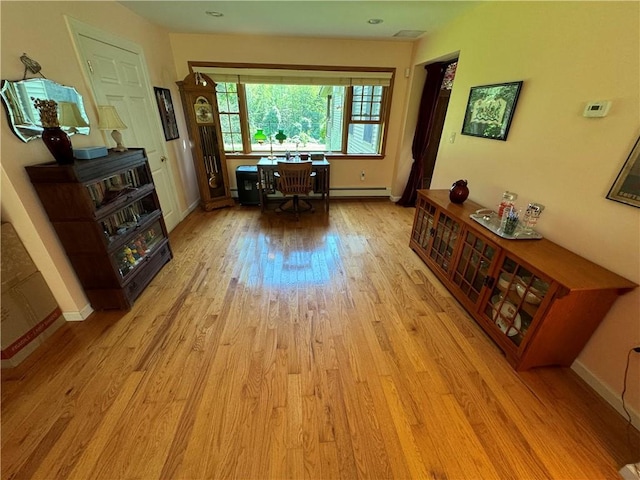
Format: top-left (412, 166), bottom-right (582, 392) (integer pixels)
top-left (154, 87), bottom-right (179, 141)
top-left (607, 136), bottom-right (640, 208)
top-left (461, 81), bottom-right (523, 141)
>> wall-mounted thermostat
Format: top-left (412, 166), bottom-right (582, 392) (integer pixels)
top-left (583, 101), bottom-right (611, 117)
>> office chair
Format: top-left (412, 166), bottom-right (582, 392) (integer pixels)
top-left (274, 161), bottom-right (316, 220)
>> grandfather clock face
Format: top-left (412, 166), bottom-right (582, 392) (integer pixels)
top-left (194, 96), bottom-right (213, 124)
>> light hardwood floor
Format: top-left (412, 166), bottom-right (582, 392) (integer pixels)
top-left (2, 200), bottom-right (638, 479)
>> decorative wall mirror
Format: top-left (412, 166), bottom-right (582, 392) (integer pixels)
top-left (1, 78), bottom-right (90, 142)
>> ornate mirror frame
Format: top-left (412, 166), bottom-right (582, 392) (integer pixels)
top-left (1, 78), bottom-right (90, 143)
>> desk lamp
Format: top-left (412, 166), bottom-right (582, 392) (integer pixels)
top-left (275, 130), bottom-right (287, 144)
top-left (254, 128), bottom-right (276, 159)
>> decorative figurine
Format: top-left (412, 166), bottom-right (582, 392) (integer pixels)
top-left (123, 246), bottom-right (136, 265)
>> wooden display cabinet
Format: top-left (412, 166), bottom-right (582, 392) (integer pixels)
top-left (26, 148), bottom-right (173, 310)
top-left (176, 72), bottom-right (234, 211)
top-left (410, 189), bottom-right (637, 370)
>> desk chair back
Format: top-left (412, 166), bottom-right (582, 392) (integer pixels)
top-left (276, 161), bottom-right (314, 196)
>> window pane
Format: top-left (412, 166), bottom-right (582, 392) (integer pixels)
top-left (216, 82), bottom-right (239, 113)
top-left (219, 112), bottom-right (242, 152)
top-left (245, 84), bottom-right (335, 152)
top-left (363, 124), bottom-right (373, 143)
top-left (347, 123), bottom-right (380, 154)
top-left (222, 132), bottom-right (243, 151)
top-left (351, 85), bottom-right (383, 121)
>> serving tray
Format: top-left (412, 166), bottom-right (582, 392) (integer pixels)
top-left (469, 211), bottom-right (543, 240)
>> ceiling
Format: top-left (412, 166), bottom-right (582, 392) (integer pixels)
top-left (119, 1), bottom-right (479, 41)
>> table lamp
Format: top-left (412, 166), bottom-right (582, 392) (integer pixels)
top-left (98, 105), bottom-right (128, 152)
top-left (58, 101), bottom-right (89, 134)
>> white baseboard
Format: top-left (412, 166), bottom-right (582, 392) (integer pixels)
top-left (181, 200), bottom-right (200, 218)
top-left (63, 303), bottom-right (94, 321)
top-left (389, 195), bottom-right (401, 202)
top-left (329, 187), bottom-right (392, 198)
top-left (572, 359), bottom-right (640, 429)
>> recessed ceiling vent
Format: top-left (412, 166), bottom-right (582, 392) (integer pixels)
top-left (393, 30), bottom-right (426, 38)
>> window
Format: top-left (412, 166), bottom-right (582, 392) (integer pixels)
top-left (245, 83), bottom-right (329, 154)
top-left (201, 64), bottom-right (393, 157)
top-left (215, 82), bottom-right (242, 152)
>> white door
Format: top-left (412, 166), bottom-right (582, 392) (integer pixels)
top-left (72, 30), bottom-right (180, 232)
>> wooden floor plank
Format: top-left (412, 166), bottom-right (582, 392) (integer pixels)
top-left (2, 199), bottom-right (637, 479)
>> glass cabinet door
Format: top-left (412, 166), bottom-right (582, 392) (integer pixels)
top-left (428, 211), bottom-right (461, 273)
top-left (112, 219), bottom-right (166, 279)
top-left (86, 162), bottom-right (152, 210)
top-left (483, 256), bottom-right (551, 346)
top-left (411, 197), bottom-right (437, 249)
top-left (100, 193), bottom-right (160, 244)
top-left (451, 230), bottom-right (496, 304)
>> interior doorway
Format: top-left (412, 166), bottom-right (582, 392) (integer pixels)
top-left (422, 60), bottom-right (457, 189)
top-left (67, 18), bottom-right (181, 232)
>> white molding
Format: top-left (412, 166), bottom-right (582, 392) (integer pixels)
top-left (62, 303), bottom-right (94, 321)
top-left (181, 200), bottom-right (200, 218)
top-left (389, 195), bottom-right (401, 202)
top-left (329, 187), bottom-right (392, 198)
top-left (572, 359), bottom-right (640, 430)
top-left (65, 16), bottom-right (143, 57)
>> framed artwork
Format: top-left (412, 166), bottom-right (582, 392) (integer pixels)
top-left (154, 87), bottom-right (179, 141)
top-left (461, 81), bottom-right (523, 141)
top-left (607, 136), bottom-right (640, 208)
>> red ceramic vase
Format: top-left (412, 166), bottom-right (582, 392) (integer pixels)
top-left (42, 127), bottom-right (74, 165)
top-left (449, 179), bottom-right (469, 204)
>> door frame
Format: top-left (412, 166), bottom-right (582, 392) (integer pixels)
top-left (65, 16), bottom-right (182, 230)
top-left (422, 59), bottom-right (457, 189)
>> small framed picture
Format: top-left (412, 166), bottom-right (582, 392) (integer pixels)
top-left (153, 87), bottom-right (179, 141)
top-left (461, 81), bottom-right (523, 141)
top-left (607, 136), bottom-right (640, 208)
top-left (194, 96), bottom-right (213, 124)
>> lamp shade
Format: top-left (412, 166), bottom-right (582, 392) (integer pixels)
top-left (97, 105), bottom-right (127, 130)
top-left (58, 102), bottom-right (89, 128)
top-left (275, 130), bottom-right (287, 144)
top-left (254, 129), bottom-right (267, 143)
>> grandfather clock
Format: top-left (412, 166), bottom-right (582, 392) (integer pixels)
top-left (177, 72), bottom-right (234, 211)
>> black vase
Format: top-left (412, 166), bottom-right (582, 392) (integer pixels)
top-left (42, 127), bottom-right (74, 165)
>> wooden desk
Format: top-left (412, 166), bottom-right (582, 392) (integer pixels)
top-left (257, 157), bottom-right (330, 213)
